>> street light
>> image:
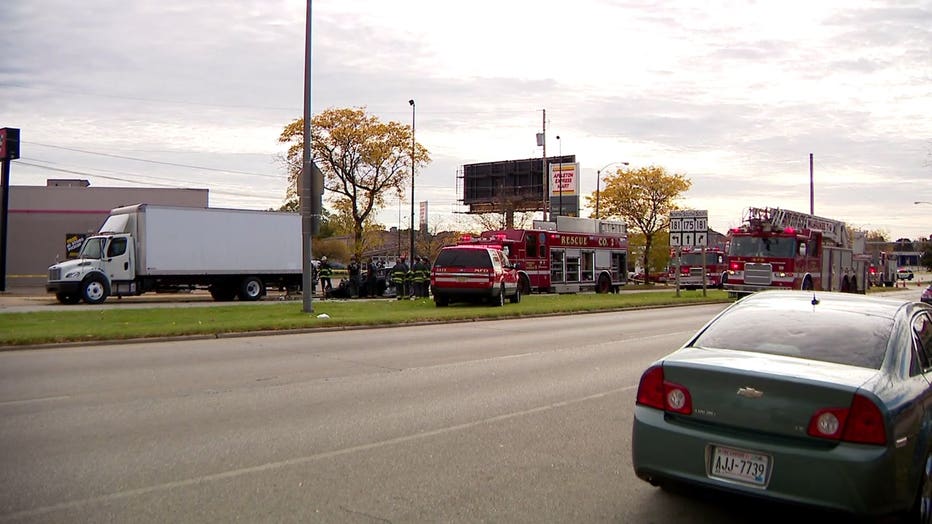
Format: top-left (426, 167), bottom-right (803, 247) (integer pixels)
top-left (595, 161), bottom-right (629, 219)
top-left (409, 99), bottom-right (416, 263)
top-left (556, 135), bottom-right (562, 217)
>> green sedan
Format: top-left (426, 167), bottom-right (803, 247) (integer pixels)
top-left (632, 290), bottom-right (932, 521)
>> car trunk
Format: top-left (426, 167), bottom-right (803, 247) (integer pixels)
top-left (661, 347), bottom-right (880, 440)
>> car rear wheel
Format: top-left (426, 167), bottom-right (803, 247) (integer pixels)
top-left (434, 294), bottom-right (449, 307)
top-left (910, 451), bottom-right (932, 523)
top-left (491, 285), bottom-right (504, 307)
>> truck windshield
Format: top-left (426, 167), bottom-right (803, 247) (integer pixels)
top-left (672, 253), bottom-right (719, 267)
top-left (729, 236), bottom-right (796, 258)
top-left (79, 237), bottom-right (107, 259)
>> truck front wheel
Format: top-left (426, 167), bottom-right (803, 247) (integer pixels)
top-left (239, 276), bottom-right (265, 301)
top-left (81, 275), bottom-right (109, 304)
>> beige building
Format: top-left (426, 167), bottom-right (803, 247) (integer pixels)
top-left (3, 179), bottom-right (208, 288)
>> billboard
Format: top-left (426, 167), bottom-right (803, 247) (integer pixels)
top-left (549, 162), bottom-right (579, 197)
top-left (461, 155), bottom-right (575, 213)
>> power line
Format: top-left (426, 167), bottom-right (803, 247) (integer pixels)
top-left (26, 141), bottom-right (284, 179)
top-left (14, 161), bottom-right (282, 200)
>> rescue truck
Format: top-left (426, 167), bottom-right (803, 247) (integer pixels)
top-left (724, 207), bottom-right (868, 294)
top-left (667, 247), bottom-right (728, 289)
top-left (458, 216), bottom-right (629, 294)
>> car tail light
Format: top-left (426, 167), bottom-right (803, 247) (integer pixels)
top-left (807, 394), bottom-right (885, 445)
top-left (636, 366), bottom-right (693, 415)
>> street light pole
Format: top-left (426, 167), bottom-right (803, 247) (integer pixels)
top-left (595, 161), bottom-right (629, 219)
top-left (556, 135), bottom-right (562, 217)
top-left (409, 99), bottom-right (416, 262)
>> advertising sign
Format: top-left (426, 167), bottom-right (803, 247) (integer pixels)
top-left (549, 162), bottom-right (579, 197)
top-left (418, 201), bottom-right (428, 232)
top-left (65, 233), bottom-right (87, 259)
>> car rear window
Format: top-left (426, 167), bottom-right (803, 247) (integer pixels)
top-left (689, 304), bottom-right (894, 369)
top-left (434, 249), bottom-right (492, 268)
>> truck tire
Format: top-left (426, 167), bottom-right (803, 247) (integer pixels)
top-left (434, 294), bottom-right (449, 307)
top-left (518, 274), bottom-right (531, 296)
top-left (238, 276), bottom-right (265, 301)
top-left (597, 274), bottom-right (612, 294)
top-left (509, 286), bottom-right (521, 304)
top-left (209, 284), bottom-right (237, 301)
top-left (56, 293), bottom-right (80, 305)
top-left (81, 275), bottom-right (109, 305)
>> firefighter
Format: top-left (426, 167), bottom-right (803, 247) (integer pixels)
top-left (391, 256), bottom-right (409, 300)
top-left (414, 256), bottom-right (430, 297)
top-left (318, 256), bottom-right (333, 296)
top-left (347, 256), bottom-right (361, 298)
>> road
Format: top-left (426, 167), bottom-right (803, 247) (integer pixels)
top-left (0, 298), bottom-right (921, 523)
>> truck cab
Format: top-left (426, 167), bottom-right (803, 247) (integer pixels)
top-left (47, 233), bottom-right (136, 304)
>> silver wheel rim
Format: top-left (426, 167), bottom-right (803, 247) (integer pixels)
top-left (245, 280), bottom-right (261, 298)
top-left (922, 454), bottom-right (932, 524)
top-left (86, 281), bottom-right (105, 301)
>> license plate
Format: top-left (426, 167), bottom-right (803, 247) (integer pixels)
top-left (709, 445), bottom-right (770, 486)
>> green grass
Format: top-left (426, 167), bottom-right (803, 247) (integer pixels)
top-left (0, 290), bottom-right (733, 348)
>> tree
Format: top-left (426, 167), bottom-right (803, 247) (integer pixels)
top-left (588, 165), bottom-right (691, 276)
top-left (279, 107), bottom-right (431, 259)
top-left (466, 211), bottom-right (537, 232)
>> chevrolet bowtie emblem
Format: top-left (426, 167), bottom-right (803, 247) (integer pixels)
top-left (737, 387), bottom-right (764, 399)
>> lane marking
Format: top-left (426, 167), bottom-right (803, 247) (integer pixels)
top-left (0, 385), bottom-right (638, 521)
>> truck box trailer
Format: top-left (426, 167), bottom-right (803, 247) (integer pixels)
top-left (46, 204), bottom-right (304, 304)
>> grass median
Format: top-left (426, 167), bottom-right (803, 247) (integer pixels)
top-left (0, 289), bottom-right (733, 348)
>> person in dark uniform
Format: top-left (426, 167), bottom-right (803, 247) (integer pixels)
top-left (365, 258), bottom-right (379, 297)
top-left (391, 256), bottom-right (409, 300)
top-left (318, 256), bottom-right (333, 296)
top-left (347, 256), bottom-right (361, 298)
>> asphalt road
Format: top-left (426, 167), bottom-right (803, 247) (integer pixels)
top-left (3, 302), bottom-right (917, 523)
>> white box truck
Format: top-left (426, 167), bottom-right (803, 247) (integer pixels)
top-left (46, 204), bottom-right (304, 304)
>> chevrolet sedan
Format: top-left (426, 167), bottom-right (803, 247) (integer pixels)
top-left (632, 290), bottom-right (932, 521)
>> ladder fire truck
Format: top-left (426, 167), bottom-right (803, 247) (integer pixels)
top-left (724, 207), bottom-right (868, 294)
top-left (460, 216), bottom-right (629, 294)
top-left (668, 246), bottom-right (729, 290)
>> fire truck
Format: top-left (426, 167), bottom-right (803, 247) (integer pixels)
top-left (724, 207), bottom-right (868, 294)
top-left (869, 252), bottom-right (898, 288)
top-left (668, 247), bottom-right (728, 289)
top-left (460, 216), bottom-right (629, 294)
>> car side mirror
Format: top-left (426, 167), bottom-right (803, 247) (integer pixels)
top-left (798, 243), bottom-right (807, 256)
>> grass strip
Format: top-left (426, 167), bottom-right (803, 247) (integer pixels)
top-left (0, 290), bottom-right (733, 347)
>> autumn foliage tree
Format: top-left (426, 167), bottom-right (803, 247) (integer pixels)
top-left (588, 165), bottom-right (691, 275)
top-left (279, 107), bottom-right (430, 259)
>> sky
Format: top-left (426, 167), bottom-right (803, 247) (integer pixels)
top-left (3, 0), bottom-right (931, 241)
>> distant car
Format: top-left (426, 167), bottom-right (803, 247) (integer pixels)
top-left (429, 245), bottom-right (520, 307)
top-left (922, 284), bottom-right (932, 305)
top-left (898, 268), bottom-right (915, 280)
top-left (632, 290), bottom-right (932, 521)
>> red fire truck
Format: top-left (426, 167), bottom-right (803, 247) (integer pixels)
top-left (460, 216), bottom-right (629, 294)
top-left (668, 247), bottom-right (728, 289)
top-left (724, 207), bottom-right (868, 294)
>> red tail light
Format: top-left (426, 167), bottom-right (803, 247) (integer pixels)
top-left (807, 394), bottom-right (885, 445)
top-left (729, 261), bottom-right (741, 271)
top-left (635, 366), bottom-right (693, 415)
top-left (843, 394), bottom-right (886, 445)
